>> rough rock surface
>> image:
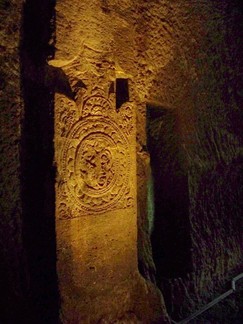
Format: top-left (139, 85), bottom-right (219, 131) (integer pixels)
top-left (133, 0), bottom-right (243, 319)
top-left (0, 0), bottom-right (27, 322)
top-left (0, 0), bottom-right (242, 323)
top-left (53, 0), bottom-right (169, 322)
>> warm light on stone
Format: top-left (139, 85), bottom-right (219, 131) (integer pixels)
top-left (53, 1), bottom-right (167, 322)
top-left (0, 0), bottom-right (242, 323)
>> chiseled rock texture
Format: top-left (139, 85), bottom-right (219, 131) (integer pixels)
top-left (1, 0), bottom-right (59, 323)
top-left (53, 0), bottom-right (168, 322)
top-left (0, 0), bottom-right (242, 323)
top-left (134, 0), bottom-right (243, 320)
top-left (0, 0), bottom-right (27, 322)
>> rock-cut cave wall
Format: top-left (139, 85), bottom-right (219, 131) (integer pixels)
top-left (0, 0), bottom-right (28, 322)
top-left (1, 0), bottom-right (60, 323)
top-left (0, 0), bottom-right (242, 323)
top-left (134, 0), bottom-right (242, 319)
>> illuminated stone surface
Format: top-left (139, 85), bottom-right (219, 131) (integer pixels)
top-left (53, 1), bottom-right (167, 322)
top-left (0, 0), bottom-right (242, 323)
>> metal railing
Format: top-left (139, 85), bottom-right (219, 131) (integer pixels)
top-left (171, 273), bottom-right (243, 324)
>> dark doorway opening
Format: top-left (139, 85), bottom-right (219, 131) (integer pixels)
top-left (20, 1), bottom-right (59, 323)
top-left (146, 104), bottom-right (192, 285)
top-left (116, 78), bottom-right (129, 110)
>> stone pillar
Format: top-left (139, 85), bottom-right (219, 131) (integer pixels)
top-left (52, 8), bottom-right (138, 324)
top-left (55, 78), bottom-right (139, 322)
top-left (52, 1), bottom-right (169, 322)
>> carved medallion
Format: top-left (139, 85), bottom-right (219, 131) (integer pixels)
top-left (82, 95), bottom-right (111, 117)
top-left (61, 116), bottom-right (131, 214)
top-left (56, 89), bottom-right (136, 218)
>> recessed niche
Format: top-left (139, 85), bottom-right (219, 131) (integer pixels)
top-left (146, 104), bottom-right (193, 280)
top-left (116, 78), bottom-right (129, 110)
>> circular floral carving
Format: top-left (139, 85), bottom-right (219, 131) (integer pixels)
top-left (76, 134), bottom-right (115, 192)
top-left (61, 117), bottom-right (130, 213)
top-left (82, 96), bottom-right (111, 117)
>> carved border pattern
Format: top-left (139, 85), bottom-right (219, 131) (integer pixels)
top-left (57, 94), bottom-right (134, 217)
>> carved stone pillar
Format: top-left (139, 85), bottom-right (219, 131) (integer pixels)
top-left (52, 1), bottom-right (169, 322)
top-left (55, 74), bottom-right (138, 320)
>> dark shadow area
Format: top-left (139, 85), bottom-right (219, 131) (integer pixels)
top-left (19, 1), bottom-right (59, 323)
top-left (116, 78), bottom-right (129, 109)
top-left (147, 105), bottom-right (193, 282)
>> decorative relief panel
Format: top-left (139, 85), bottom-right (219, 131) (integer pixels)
top-left (119, 103), bottom-right (134, 136)
top-left (56, 88), bottom-right (135, 219)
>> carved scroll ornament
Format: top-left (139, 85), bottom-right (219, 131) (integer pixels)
top-left (56, 90), bottom-right (135, 218)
